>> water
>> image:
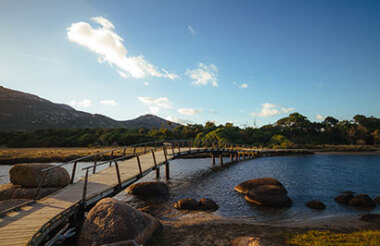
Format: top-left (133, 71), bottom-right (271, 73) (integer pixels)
top-left (115, 153), bottom-right (380, 222)
top-left (1, 153), bottom-right (379, 222)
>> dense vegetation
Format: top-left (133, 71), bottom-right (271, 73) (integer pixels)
top-left (1, 113), bottom-right (380, 148)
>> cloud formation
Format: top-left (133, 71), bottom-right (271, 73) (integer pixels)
top-left (316, 114), bottom-right (325, 121)
top-left (137, 96), bottom-right (172, 114)
top-left (240, 83), bottom-right (248, 88)
top-left (100, 100), bottom-right (118, 106)
top-left (186, 63), bottom-right (218, 87)
top-left (70, 99), bottom-right (91, 108)
top-left (250, 103), bottom-right (295, 117)
top-left (166, 115), bottom-right (193, 125)
top-left (178, 108), bottom-right (201, 115)
top-left (67, 17), bottom-right (178, 79)
top-left (187, 25), bottom-right (196, 35)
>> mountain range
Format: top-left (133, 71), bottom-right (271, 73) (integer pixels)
top-left (0, 86), bottom-right (179, 131)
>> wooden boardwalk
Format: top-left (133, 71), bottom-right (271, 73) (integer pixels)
top-left (0, 143), bottom-right (312, 246)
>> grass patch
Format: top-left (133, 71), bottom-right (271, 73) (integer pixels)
top-left (275, 230), bottom-right (380, 246)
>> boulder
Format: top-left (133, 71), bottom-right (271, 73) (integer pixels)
top-left (9, 163), bottom-right (70, 188)
top-left (235, 177), bottom-right (286, 194)
top-left (231, 236), bottom-right (273, 246)
top-left (173, 198), bottom-right (199, 210)
top-left (199, 198), bottom-right (219, 211)
top-left (375, 196), bottom-right (380, 204)
top-left (0, 183), bottom-right (59, 200)
top-left (245, 185), bottom-right (292, 208)
top-left (360, 214), bottom-right (380, 223)
top-left (78, 198), bottom-right (161, 246)
top-left (305, 200), bottom-right (326, 210)
top-left (125, 182), bottom-right (168, 197)
top-left (348, 194), bottom-right (376, 207)
top-left (334, 192), bottom-right (355, 204)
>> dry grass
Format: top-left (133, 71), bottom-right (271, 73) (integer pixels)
top-left (0, 147), bottom-right (148, 164)
top-left (278, 230), bottom-right (380, 246)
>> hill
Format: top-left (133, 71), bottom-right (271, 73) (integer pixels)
top-left (0, 86), bottom-right (179, 131)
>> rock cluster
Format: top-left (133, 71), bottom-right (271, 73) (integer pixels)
top-left (335, 191), bottom-right (376, 208)
top-left (173, 198), bottom-right (219, 211)
top-left (0, 163), bottom-right (69, 202)
top-left (235, 177), bottom-right (292, 208)
top-left (78, 198), bottom-right (161, 246)
top-left (125, 181), bottom-right (168, 197)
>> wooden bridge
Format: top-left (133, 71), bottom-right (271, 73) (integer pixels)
top-left (0, 140), bottom-right (312, 246)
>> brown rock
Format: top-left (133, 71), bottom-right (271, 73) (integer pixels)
top-left (0, 183), bottom-right (59, 200)
top-left (173, 198), bottom-right (199, 210)
top-left (335, 192), bottom-right (355, 204)
top-left (9, 163), bottom-right (70, 188)
top-left (245, 185), bottom-right (292, 208)
top-left (125, 181), bottom-right (168, 196)
top-left (375, 196), bottom-right (380, 204)
top-left (234, 177), bottom-right (286, 194)
top-left (348, 194), bottom-right (376, 207)
top-left (306, 200), bottom-right (326, 210)
top-left (199, 198), bottom-right (219, 211)
top-left (360, 214), bottom-right (380, 223)
top-left (231, 236), bottom-right (274, 246)
top-left (78, 198), bottom-right (161, 246)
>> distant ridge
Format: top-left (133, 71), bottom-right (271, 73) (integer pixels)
top-left (0, 86), bottom-right (179, 131)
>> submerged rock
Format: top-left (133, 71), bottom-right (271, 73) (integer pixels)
top-left (125, 181), bottom-right (168, 197)
top-left (360, 214), bottom-right (380, 223)
top-left (245, 185), bottom-right (292, 208)
top-left (0, 183), bottom-right (59, 200)
top-left (348, 194), bottom-right (376, 208)
top-left (173, 198), bottom-right (199, 210)
top-left (199, 198), bottom-right (219, 211)
top-left (234, 177), bottom-right (286, 194)
top-left (374, 196), bottom-right (380, 204)
top-left (78, 198), bottom-right (161, 246)
top-left (9, 163), bottom-right (70, 188)
top-left (335, 192), bottom-right (355, 204)
top-left (306, 200), bottom-right (326, 210)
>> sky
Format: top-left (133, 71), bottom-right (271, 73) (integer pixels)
top-left (1, 0), bottom-right (379, 127)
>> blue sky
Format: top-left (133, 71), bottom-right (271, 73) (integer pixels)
top-left (1, 0), bottom-right (379, 127)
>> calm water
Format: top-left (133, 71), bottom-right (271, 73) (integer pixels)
top-left (115, 153), bottom-right (380, 222)
top-left (1, 153), bottom-right (379, 222)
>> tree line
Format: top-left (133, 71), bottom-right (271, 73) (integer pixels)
top-left (1, 113), bottom-right (380, 148)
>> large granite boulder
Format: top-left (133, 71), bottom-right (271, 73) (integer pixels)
top-left (334, 191), bottom-right (355, 204)
top-left (199, 198), bottom-right (219, 211)
top-left (125, 182), bottom-right (168, 197)
top-left (173, 198), bottom-right (199, 210)
top-left (78, 198), bottom-right (161, 246)
top-left (348, 194), bottom-right (376, 208)
top-left (9, 163), bottom-right (70, 188)
top-left (235, 177), bottom-right (286, 194)
top-left (0, 183), bottom-right (59, 200)
top-left (306, 200), bottom-right (326, 210)
top-left (244, 185), bottom-right (292, 208)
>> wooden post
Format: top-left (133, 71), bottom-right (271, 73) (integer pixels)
top-left (109, 150), bottom-right (114, 167)
top-left (93, 156), bottom-right (97, 174)
top-left (115, 161), bottom-right (122, 188)
top-left (152, 150), bottom-right (159, 178)
top-left (163, 147), bottom-right (170, 180)
top-left (136, 155), bottom-right (143, 177)
top-left (171, 145), bottom-right (175, 157)
top-left (230, 153), bottom-right (233, 162)
top-left (133, 147), bottom-right (136, 154)
top-left (70, 161), bottom-right (77, 184)
top-left (219, 153), bottom-right (223, 166)
top-left (82, 169), bottom-right (89, 204)
top-left (212, 153), bottom-right (216, 165)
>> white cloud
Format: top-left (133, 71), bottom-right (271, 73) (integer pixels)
top-left (250, 103), bottom-right (295, 117)
top-left (186, 63), bottom-right (218, 87)
top-left (166, 115), bottom-right (193, 125)
top-left (187, 25), bottom-right (196, 35)
top-left (143, 82), bottom-right (149, 86)
top-left (67, 17), bottom-right (178, 80)
top-left (149, 106), bottom-right (160, 114)
top-left (240, 83), bottom-right (248, 88)
top-left (316, 114), bottom-right (325, 121)
top-left (70, 99), bottom-right (91, 108)
top-left (137, 96), bottom-right (172, 108)
top-left (100, 100), bottom-right (118, 106)
top-left (117, 70), bottom-right (127, 78)
top-left (178, 108), bottom-right (201, 115)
